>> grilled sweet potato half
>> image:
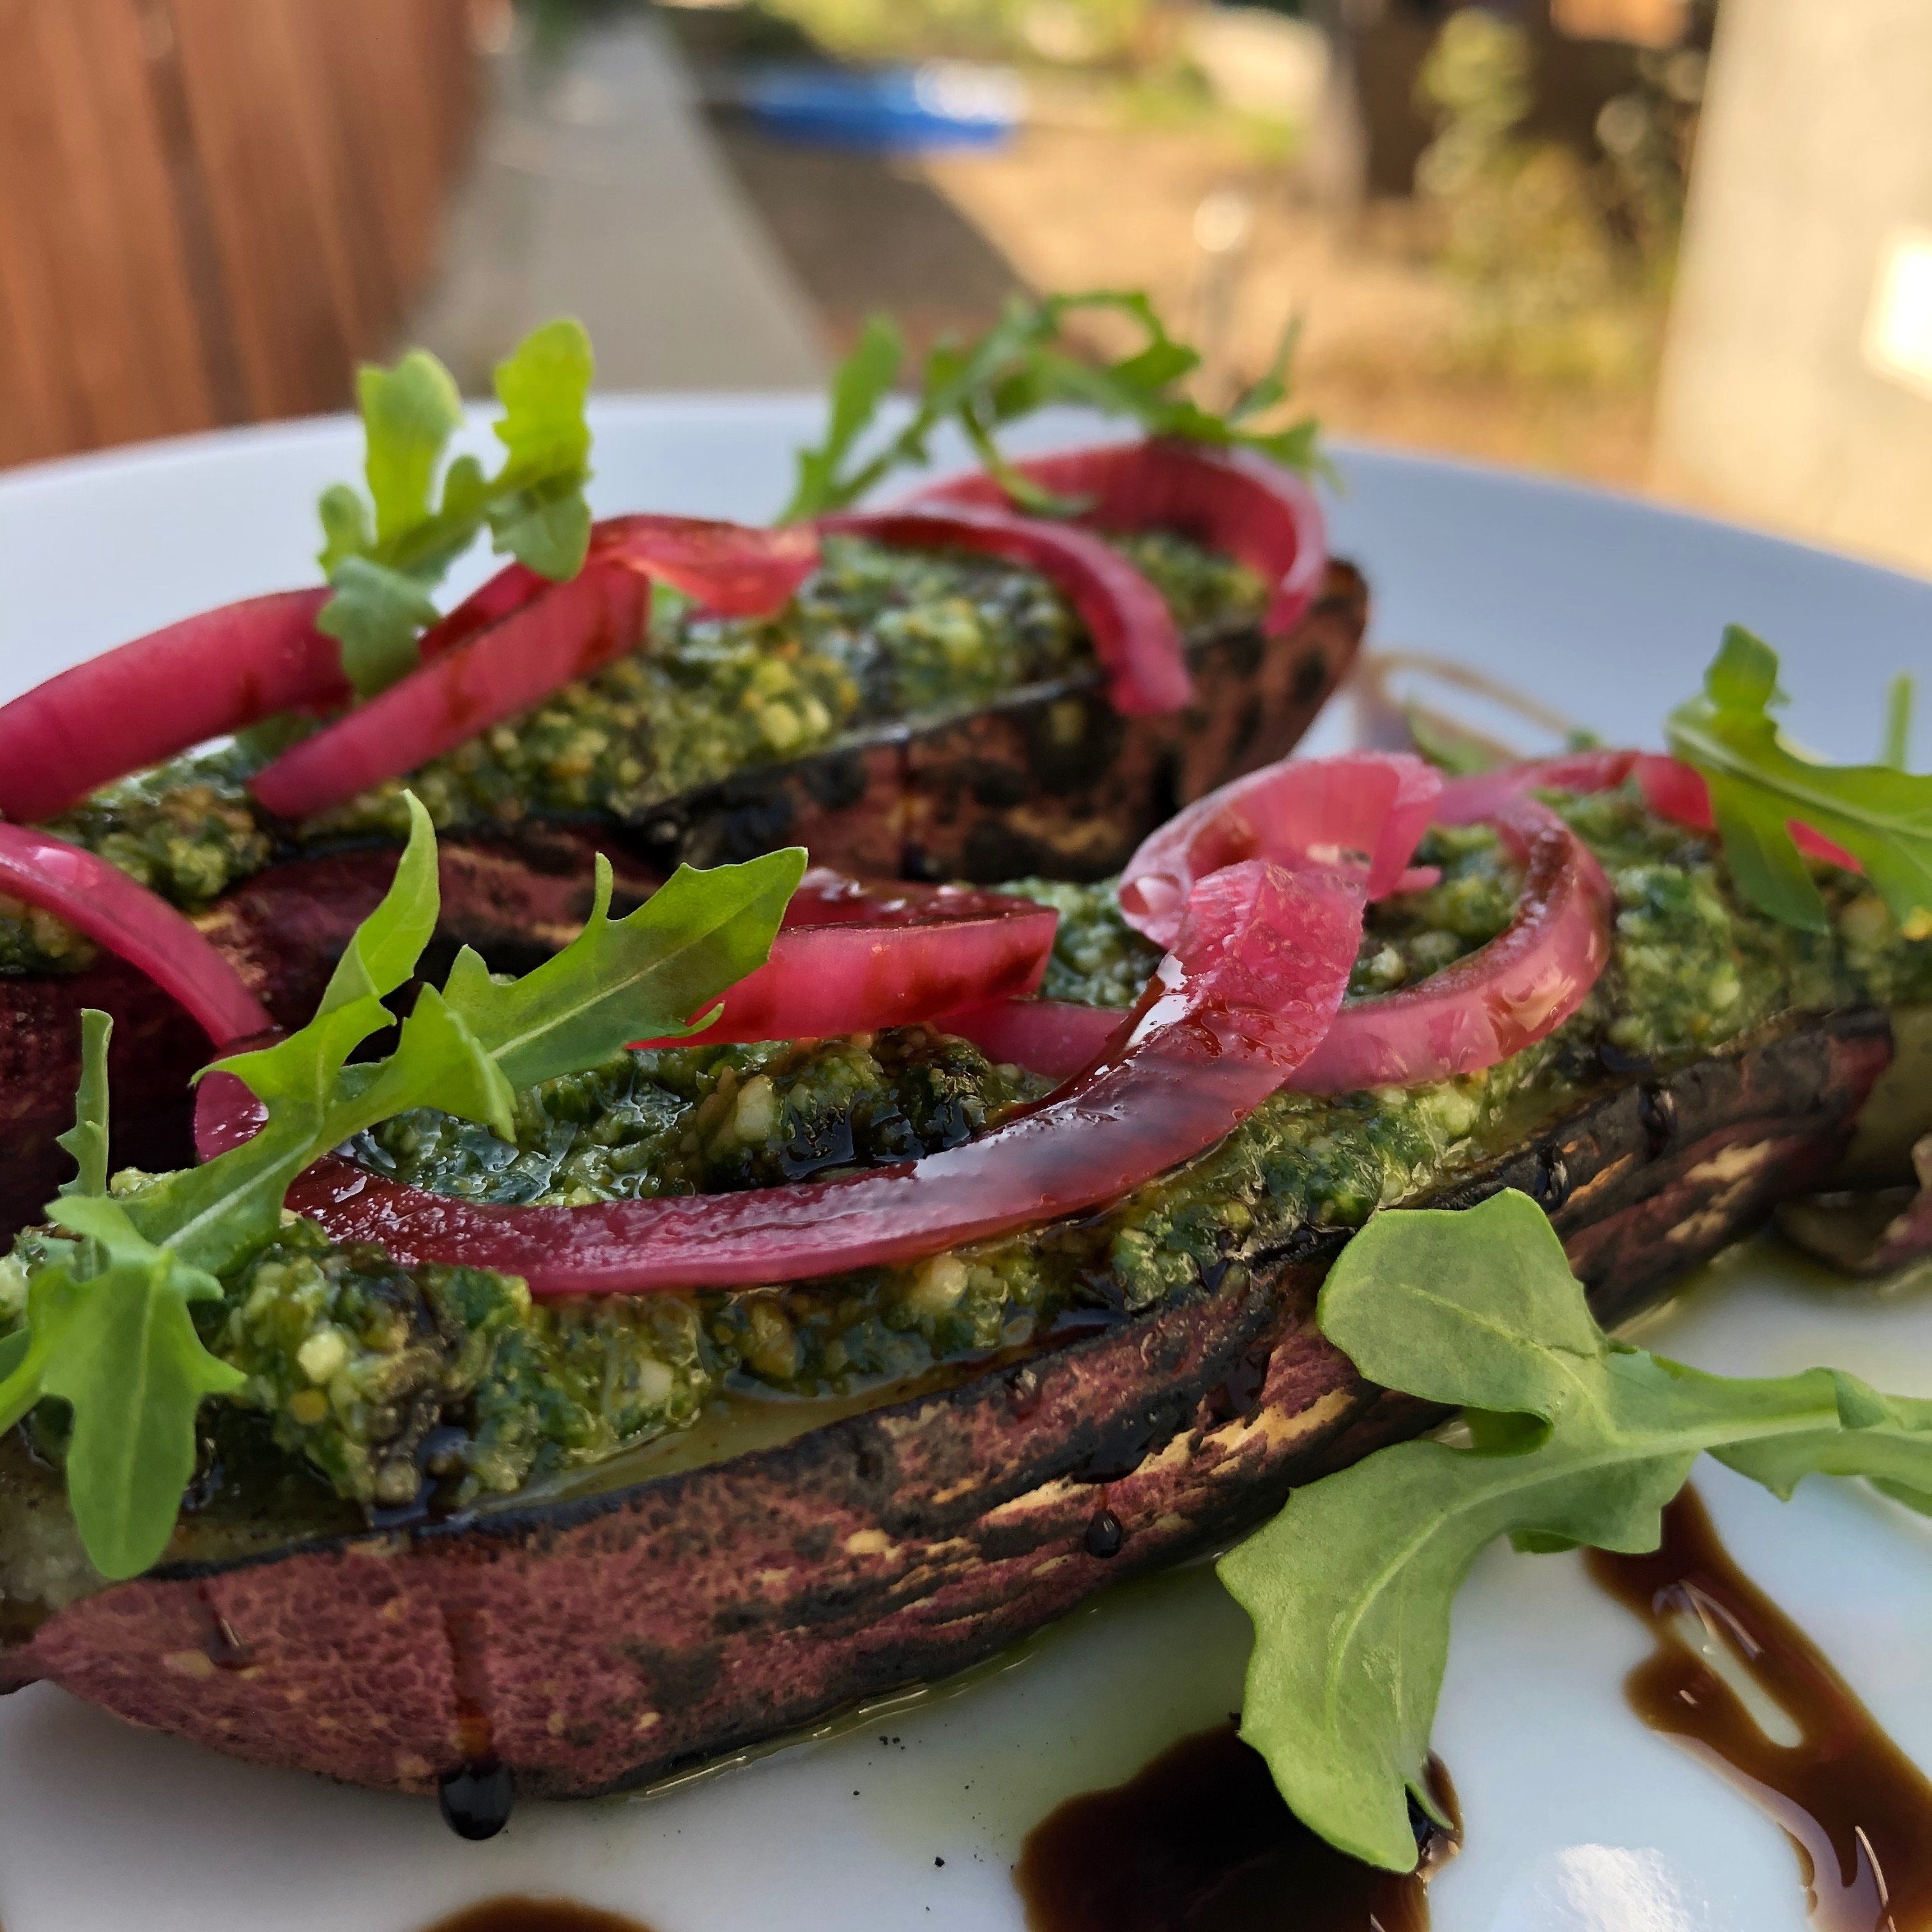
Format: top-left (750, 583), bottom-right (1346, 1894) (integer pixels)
top-left (3, 735), bottom-right (1928, 1808)
top-left (0, 545), bottom-right (1365, 1244)
top-left (0, 1010), bottom-right (1897, 1797)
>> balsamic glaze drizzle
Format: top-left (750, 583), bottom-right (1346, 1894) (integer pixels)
top-left (1015, 1721), bottom-right (1458, 1931)
top-left (420, 1902), bottom-right (652, 1932)
top-left (1588, 1487), bottom-right (1932, 1932)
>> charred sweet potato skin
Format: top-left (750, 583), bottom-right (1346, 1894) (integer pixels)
top-left (0, 1009), bottom-right (1889, 1798)
top-left (0, 572), bottom-right (1363, 1242)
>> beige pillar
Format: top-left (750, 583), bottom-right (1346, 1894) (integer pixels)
top-left (1652, 0), bottom-right (1932, 575)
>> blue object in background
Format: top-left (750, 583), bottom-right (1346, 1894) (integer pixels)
top-left (740, 63), bottom-right (1023, 153)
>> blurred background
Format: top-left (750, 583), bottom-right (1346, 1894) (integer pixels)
top-left (4, 0), bottom-right (1929, 574)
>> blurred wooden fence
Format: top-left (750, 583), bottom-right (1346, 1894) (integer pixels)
top-left (0, 0), bottom-right (478, 468)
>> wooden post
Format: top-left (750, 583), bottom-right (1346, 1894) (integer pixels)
top-left (1651, 0), bottom-right (1932, 573)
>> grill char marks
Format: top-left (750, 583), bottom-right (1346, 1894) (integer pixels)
top-left (629, 565), bottom-right (1365, 881)
top-left (0, 1010), bottom-right (1889, 1800)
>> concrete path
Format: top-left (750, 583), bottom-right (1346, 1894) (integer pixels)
top-left (406, 13), bottom-right (824, 392)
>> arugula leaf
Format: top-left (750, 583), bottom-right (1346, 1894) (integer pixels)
top-left (484, 317), bottom-right (595, 577)
top-left (1219, 1190), bottom-right (1932, 1872)
top-left (0, 1011), bottom-right (110, 1413)
top-left (1883, 672), bottom-right (1915, 772)
top-left (1665, 626), bottom-right (1932, 937)
top-left (56, 1009), bottom-right (112, 1199)
top-left (317, 558), bottom-right (444, 700)
top-left (358, 349), bottom-right (468, 551)
top-left (783, 314), bottom-right (907, 526)
top-left (781, 290), bottom-right (1322, 520)
top-left (3, 799), bottom-right (804, 1576)
top-left (1713, 1371), bottom-right (1932, 1514)
top-left (317, 319), bottom-right (596, 700)
top-left (38, 1195), bottom-right (241, 1579)
top-left (440, 847), bottom-right (805, 1091)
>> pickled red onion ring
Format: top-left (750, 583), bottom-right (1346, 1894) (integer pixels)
top-left (1287, 790), bottom-right (1613, 1094)
top-left (197, 859), bottom-right (1364, 1292)
top-left (250, 562), bottom-right (648, 822)
top-left (0, 590), bottom-right (341, 824)
top-left (424, 517), bottom-right (822, 663)
top-left (912, 438), bottom-right (1327, 639)
top-left (0, 824), bottom-right (272, 1045)
top-left (592, 514), bottom-right (820, 617)
top-left (945, 998), bottom-right (1121, 1082)
top-left (632, 871), bottom-right (1057, 1047)
top-left (1119, 751), bottom-right (1441, 947)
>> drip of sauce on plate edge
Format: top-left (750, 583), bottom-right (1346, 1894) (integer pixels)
top-left (419, 1902), bottom-right (652, 1932)
top-left (1014, 1721), bottom-right (1459, 1930)
top-left (1587, 1485), bottom-right (1932, 1932)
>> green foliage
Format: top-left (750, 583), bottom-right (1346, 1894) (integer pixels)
top-left (1666, 625), bottom-right (1932, 938)
top-left (1220, 1190), bottom-right (1932, 1872)
top-left (0, 798), bottom-right (804, 1579)
top-left (1413, 10), bottom-right (1674, 388)
top-left (781, 289), bottom-right (1322, 521)
top-left (317, 319), bottom-right (596, 699)
top-left (753, 0), bottom-right (1151, 65)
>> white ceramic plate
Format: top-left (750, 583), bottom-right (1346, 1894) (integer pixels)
top-left (3, 408), bottom-right (1931, 1932)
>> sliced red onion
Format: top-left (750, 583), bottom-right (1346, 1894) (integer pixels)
top-left (944, 998), bottom-right (1123, 1082)
top-left (201, 859), bottom-right (1364, 1293)
top-left (820, 505), bottom-right (1191, 716)
top-left (1287, 790), bottom-right (1614, 1094)
top-left (912, 438), bottom-right (1328, 638)
top-left (0, 590), bottom-right (340, 824)
top-left (633, 871), bottom-right (1056, 1046)
top-left (250, 517), bottom-right (823, 823)
top-left (592, 514), bottom-right (820, 617)
top-left (0, 824), bottom-right (272, 1044)
top-left (1119, 751), bottom-right (1441, 947)
top-left (249, 562), bottom-right (648, 822)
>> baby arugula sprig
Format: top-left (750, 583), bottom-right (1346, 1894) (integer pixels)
top-left (1667, 625), bottom-right (1930, 939)
top-left (0, 801), bottom-right (804, 1581)
top-left (781, 290), bottom-right (1323, 522)
top-left (1221, 1190), bottom-right (1932, 1872)
top-left (316, 318), bottom-right (596, 700)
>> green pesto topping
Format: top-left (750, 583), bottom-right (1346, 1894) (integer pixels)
top-left (301, 533), bottom-right (1257, 848)
top-left (1347, 824), bottom-right (1519, 995)
top-left (0, 894), bottom-right (99, 976)
top-left (22, 747), bottom-right (272, 950)
top-left (1000, 877), bottom-right (1162, 1008)
top-left (207, 1220), bottom-right (712, 1508)
top-left (171, 1027), bottom-right (1046, 1506)
top-left (350, 1025), bottom-right (1050, 1204)
top-left (3, 534), bottom-right (1267, 975)
top-left (1003, 824), bottom-right (1522, 1012)
top-left (1108, 530), bottom-right (1271, 636)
